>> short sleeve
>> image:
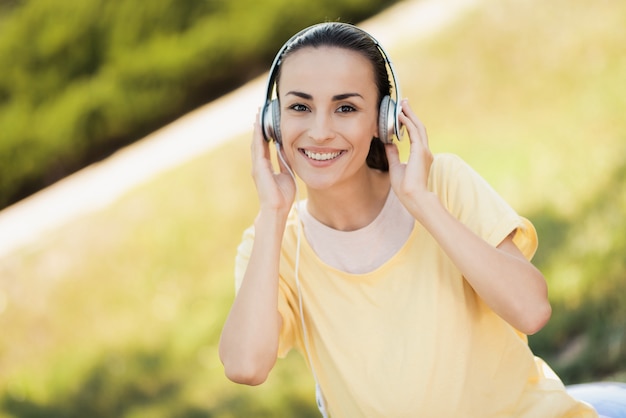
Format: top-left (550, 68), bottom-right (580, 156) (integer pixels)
top-left (429, 153), bottom-right (538, 260)
top-left (513, 216), bottom-right (538, 261)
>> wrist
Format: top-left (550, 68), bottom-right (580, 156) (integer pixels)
top-left (404, 191), bottom-right (442, 224)
top-left (255, 206), bottom-right (290, 233)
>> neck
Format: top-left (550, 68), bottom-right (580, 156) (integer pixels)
top-left (306, 169), bottom-right (390, 231)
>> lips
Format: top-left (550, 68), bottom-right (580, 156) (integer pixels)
top-left (301, 149), bottom-right (344, 161)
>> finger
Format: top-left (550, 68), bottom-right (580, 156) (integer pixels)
top-left (399, 111), bottom-right (422, 149)
top-left (397, 101), bottom-right (419, 145)
top-left (275, 143), bottom-right (290, 175)
top-left (251, 117), bottom-right (273, 175)
top-left (401, 100), bottom-right (429, 148)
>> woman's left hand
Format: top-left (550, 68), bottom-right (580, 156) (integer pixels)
top-left (384, 99), bottom-right (434, 218)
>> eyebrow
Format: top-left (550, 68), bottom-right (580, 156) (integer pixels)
top-left (285, 91), bottom-right (364, 101)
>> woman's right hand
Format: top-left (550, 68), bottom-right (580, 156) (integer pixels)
top-left (251, 115), bottom-right (296, 217)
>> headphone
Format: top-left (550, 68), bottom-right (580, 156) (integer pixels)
top-left (260, 22), bottom-right (403, 145)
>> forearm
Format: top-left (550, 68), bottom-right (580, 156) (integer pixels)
top-left (219, 210), bottom-right (286, 385)
top-left (407, 192), bottom-right (551, 334)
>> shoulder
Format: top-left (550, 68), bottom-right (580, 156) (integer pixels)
top-left (234, 203), bottom-right (302, 290)
top-left (428, 153), bottom-right (488, 197)
top-left (236, 203), bottom-right (302, 256)
top-left (433, 152), bottom-right (466, 167)
top-left (430, 153), bottom-right (475, 180)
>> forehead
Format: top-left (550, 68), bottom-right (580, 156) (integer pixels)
top-left (278, 46), bottom-right (377, 93)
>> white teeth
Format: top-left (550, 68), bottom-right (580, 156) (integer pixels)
top-left (303, 150), bottom-right (342, 161)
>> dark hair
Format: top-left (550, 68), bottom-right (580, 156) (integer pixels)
top-left (275, 22), bottom-right (391, 171)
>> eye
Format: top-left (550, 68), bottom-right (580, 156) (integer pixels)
top-left (337, 105), bottom-right (356, 113)
top-left (289, 103), bottom-right (309, 112)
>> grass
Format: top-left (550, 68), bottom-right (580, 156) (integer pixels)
top-left (0, 136), bottom-right (316, 417)
top-left (0, 0), bottom-right (625, 415)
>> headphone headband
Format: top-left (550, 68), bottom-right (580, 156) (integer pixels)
top-left (261, 22), bottom-right (402, 144)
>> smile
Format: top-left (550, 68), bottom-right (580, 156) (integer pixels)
top-left (301, 149), bottom-right (344, 161)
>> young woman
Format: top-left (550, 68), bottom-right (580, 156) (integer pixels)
top-left (219, 22), bottom-right (601, 417)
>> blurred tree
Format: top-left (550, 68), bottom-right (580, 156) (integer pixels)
top-left (0, 0), bottom-right (399, 209)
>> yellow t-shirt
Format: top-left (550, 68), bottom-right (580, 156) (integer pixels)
top-left (235, 154), bottom-right (597, 417)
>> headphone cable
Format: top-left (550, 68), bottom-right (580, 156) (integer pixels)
top-left (275, 142), bottom-right (329, 418)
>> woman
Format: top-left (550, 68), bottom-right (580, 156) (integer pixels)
top-left (219, 22), bottom-right (600, 417)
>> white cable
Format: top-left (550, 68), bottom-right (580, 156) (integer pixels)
top-left (275, 143), bottom-right (329, 418)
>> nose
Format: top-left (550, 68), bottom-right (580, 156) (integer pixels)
top-left (308, 112), bottom-right (335, 142)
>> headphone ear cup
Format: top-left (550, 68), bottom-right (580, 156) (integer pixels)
top-left (261, 101), bottom-right (273, 142)
top-left (378, 95), bottom-right (396, 144)
top-left (270, 99), bottom-right (282, 144)
top-left (262, 99), bottom-right (282, 143)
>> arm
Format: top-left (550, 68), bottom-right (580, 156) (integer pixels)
top-left (219, 119), bottom-right (295, 385)
top-left (219, 211), bottom-right (285, 385)
top-left (408, 192), bottom-right (550, 334)
top-left (385, 100), bottom-right (551, 335)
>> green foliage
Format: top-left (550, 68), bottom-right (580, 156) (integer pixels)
top-left (0, 136), bottom-right (319, 417)
top-left (528, 161), bottom-right (626, 383)
top-left (0, 0), bottom-right (399, 208)
top-left (0, 0), bottom-right (625, 416)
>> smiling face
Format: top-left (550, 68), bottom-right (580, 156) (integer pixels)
top-left (277, 46), bottom-right (380, 192)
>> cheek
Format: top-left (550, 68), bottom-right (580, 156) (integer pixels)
top-left (280, 117), bottom-right (305, 143)
top-left (353, 119), bottom-right (379, 145)
top-left (336, 113), bottom-right (377, 136)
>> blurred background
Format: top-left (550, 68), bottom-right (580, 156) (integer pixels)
top-left (0, 0), bottom-right (624, 416)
